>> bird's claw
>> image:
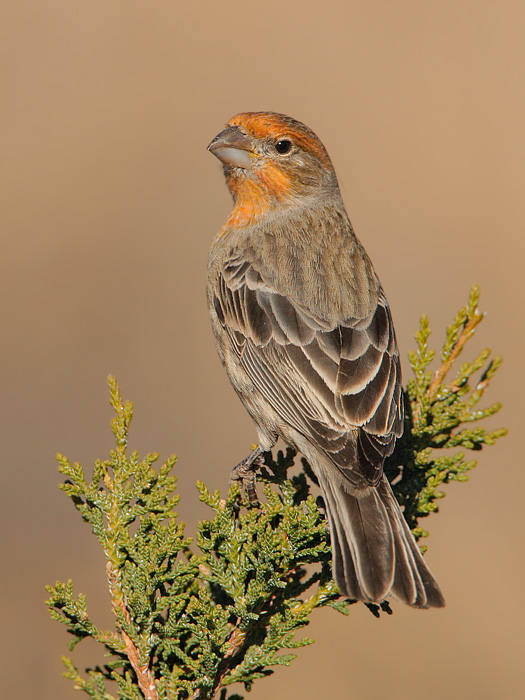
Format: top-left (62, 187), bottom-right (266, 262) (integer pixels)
top-left (230, 447), bottom-right (264, 507)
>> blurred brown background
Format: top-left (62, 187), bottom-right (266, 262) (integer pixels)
top-left (2, 2), bottom-right (523, 698)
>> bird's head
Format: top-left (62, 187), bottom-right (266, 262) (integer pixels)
top-left (208, 112), bottom-right (339, 227)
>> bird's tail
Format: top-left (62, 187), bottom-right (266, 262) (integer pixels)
top-left (317, 470), bottom-right (445, 608)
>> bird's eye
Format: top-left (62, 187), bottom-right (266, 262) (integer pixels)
top-left (274, 139), bottom-right (292, 155)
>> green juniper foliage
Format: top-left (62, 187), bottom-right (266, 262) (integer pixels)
top-left (46, 286), bottom-right (506, 700)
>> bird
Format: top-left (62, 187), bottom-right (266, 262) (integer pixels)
top-left (206, 111), bottom-right (444, 608)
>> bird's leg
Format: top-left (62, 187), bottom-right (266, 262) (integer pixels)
top-left (230, 446), bottom-right (265, 506)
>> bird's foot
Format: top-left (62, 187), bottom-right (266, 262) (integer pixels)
top-left (230, 446), bottom-right (265, 507)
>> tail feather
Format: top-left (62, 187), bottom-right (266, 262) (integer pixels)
top-left (378, 478), bottom-right (429, 606)
top-left (318, 471), bottom-right (445, 609)
top-left (328, 494), bottom-right (364, 600)
top-left (322, 474), bottom-right (395, 602)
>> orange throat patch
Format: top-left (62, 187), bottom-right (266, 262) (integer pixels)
top-left (223, 164), bottom-right (292, 229)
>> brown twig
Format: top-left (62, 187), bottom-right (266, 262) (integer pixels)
top-left (208, 626), bottom-right (247, 699)
top-left (427, 311), bottom-right (484, 402)
top-left (203, 567), bottom-right (300, 699)
top-left (107, 562), bottom-right (159, 700)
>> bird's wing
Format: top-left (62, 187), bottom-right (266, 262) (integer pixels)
top-left (213, 253), bottom-right (403, 486)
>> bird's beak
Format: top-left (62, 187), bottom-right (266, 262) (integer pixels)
top-left (207, 126), bottom-right (254, 169)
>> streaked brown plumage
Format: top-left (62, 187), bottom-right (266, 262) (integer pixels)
top-left (207, 112), bottom-right (444, 608)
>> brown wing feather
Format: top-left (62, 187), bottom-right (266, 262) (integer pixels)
top-left (214, 257), bottom-right (403, 487)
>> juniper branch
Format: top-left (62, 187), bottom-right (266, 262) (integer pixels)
top-left (46, 287), bottom-right (506, 699)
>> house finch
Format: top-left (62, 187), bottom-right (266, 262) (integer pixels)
top-left (207, 112), bottom-right (444, 608)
